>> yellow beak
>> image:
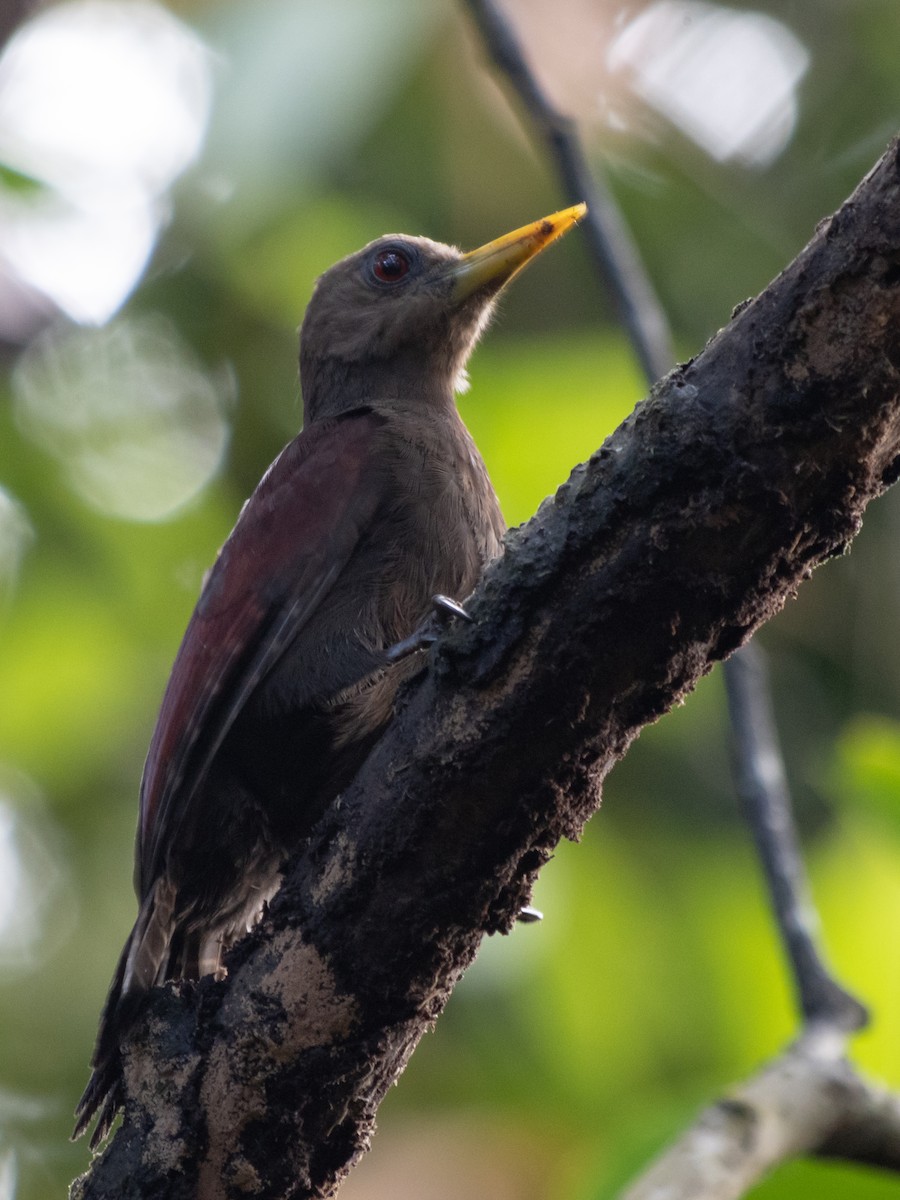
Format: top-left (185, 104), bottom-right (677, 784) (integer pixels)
top-left (450, 203), bottom-right (587, 302)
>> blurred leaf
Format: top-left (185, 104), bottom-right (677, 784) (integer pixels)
top-left (0, 486), bottom-right (33, 606)
top-left (13, 315), bottom-right (233, 522)
top-left (813, 814), bottom-right (900, 1082)
top-left (223, 193), bottom-right (409, 326)
top-left (460, 331), bottom-right (644, 525)
top-left (0, 162), bottom-right (45, 195)
top-left (197, 0), bottom-right (445, 232)
top-left (0, 564), bottom-right (147, 794)
top-left (827, 714), bottom-right (900, 830)
top-left (748, 1156), bottom-right (900, 1199)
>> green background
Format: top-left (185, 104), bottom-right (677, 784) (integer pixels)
top-left (0, 1), bottom-right (898, 1197)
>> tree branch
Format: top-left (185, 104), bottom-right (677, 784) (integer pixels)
top-left (461, 0), bottom-right (674, 382)
top-left (463, 0), bottom-right (867, 1053)
top-left (461, 8), bottom-right (893, 1196)
top-left (724, 643), bottom-right (867, 1029)
top-left (620, 1028), bottom-right (900, 1200)
top-left (622, 647), bottom-right (893, 1199)
top-left (71, 137), bottom-right (900, 1200)
top-left (0, 0), bottom-right (40, 55)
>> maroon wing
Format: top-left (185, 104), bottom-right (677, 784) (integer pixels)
top-left (136, 409), bottom-right (385, 896)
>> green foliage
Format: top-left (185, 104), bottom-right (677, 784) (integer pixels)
top-left (829, 716), bottom-right (900, 831)
top-left (749, 1159), bottom-right (900, 1200)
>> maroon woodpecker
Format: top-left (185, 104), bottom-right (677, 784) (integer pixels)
top-left (74, 203), bottom-right (586, 1146)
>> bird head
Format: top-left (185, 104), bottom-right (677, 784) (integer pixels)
top-left (299, 204), bottom-right (586, 421)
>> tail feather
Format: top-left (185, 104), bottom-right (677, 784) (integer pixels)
top-left (73, 1052), bottom-right (125, 1150)
top-left (74, 865), bottom-right (283, 1145)
top-left (72, 880), bottom-right (176, 1146)
top-left (72, 938), bottom-right (130, 1148)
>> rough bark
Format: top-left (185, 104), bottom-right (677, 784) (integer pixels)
top-left (71, 139), bottom-right (900, 1200)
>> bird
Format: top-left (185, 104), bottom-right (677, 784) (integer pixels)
top-left (74, 202), bottom-right (586, 1147)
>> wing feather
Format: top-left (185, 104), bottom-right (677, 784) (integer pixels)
top-left (136, 410), bottom-right (385, 894)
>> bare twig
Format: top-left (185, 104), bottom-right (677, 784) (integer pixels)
top-left (459, 3), bottom-right (896, 1197)
top-left (724, 643), bottom-right (867, 1029)
top-left (0, 0), bottom-right (40, 53)
top-left (462, 0), bottom-right (864, 1036)
top-left (461, 0), bottom-right (674, 382)
top-left (621, 1028), bottom-right (900, 1200)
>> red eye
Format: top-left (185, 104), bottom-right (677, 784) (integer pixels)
top-left (372, 248), bottom-right (411, 283)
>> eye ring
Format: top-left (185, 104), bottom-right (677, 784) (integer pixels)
top-left (370, 246), bottom-right (413, 285)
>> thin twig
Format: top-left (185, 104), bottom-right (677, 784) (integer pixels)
top-left (724, 643), bottom-right (867, 1029)
top-left (461, 0), bottom-right (673, 382)
top-left (462, 0), bottom-right (863, 1035)
top-left (621, 1027), bottom-right (900, 1200)
top-left (0, 0), bottom-right (40, 55)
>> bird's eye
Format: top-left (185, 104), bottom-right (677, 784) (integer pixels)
top-left (371, 248), bottom-right (412, 284)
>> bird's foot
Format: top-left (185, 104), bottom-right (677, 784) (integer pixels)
top-left (431, 594), bottom-right (472, 624)
top-left (385, 594), bottom-right (472, 664)
top-left (517, 905), bottom-right (543, 924)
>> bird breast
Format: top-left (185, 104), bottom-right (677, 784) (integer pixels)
top-left (255, 407), bottom-right (503, 721)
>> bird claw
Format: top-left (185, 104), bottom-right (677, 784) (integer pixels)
top-left (431, 594), bottom-right (473, 624)
top-left (384, 594), bottom-right (472, 664)
top-left (517, 905), bottom-right (543, 924)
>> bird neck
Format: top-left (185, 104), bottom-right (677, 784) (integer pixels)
top-left (300, 350), bottom-right (459, 424)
